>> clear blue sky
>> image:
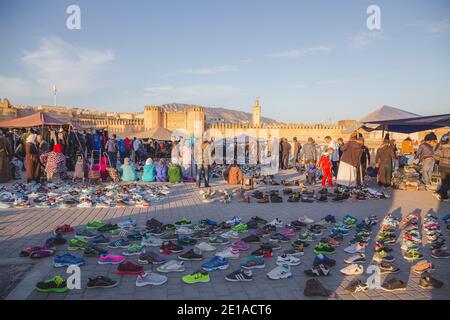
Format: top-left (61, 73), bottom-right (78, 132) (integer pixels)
top-left (0, 0), bottom-right (449, 123)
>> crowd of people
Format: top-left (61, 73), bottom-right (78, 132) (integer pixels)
top-left (0, 126), bottom-right (449, 202)
top-left (278, 131), bottom-right (450, 202)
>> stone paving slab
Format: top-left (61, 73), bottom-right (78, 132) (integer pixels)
top-left (1, 169), bottom-right (449, 300)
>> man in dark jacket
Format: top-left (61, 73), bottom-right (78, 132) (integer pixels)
top-left (433, 133), bottom-right (450, 201)
top-left (292, 137), bottom-right (302, 169)
top-left (301, 137), bottom-right (318, 168)
top-left (375, 138), bottom-right (394, 187)
top-left (281, 138), bottom-right (291, 170)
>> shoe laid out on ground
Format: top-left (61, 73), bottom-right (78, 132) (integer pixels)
top-left (174, 217), bottom-right (192, 227)
top-left (298, 216), bottom-right (315, 224)
top-left (216, 247), bottom-right (240, 260)
top-left (195, 242), bottom-right (216, 252)
top-left (98, 253), bottom-right (125, 265)
top-left (36, 276), bottom-right (69, 293)
top-left (175, 226), bottom-right (194, 235)
top-left (53, 253), bottom-right (85, 268)
top-left (118, 218), bottom-right (136, 229)
top-left (54, 224), bottom-right (74, 234)
top-left (402, 248), bottom-right (423, 261)
top-left (251, 245), bottom-right (273, 258)
top-left (46, 233), bottom-right (67, 246)
top-left (231, 240), bottom-right (250, 251)
top-left (276, 254), bottom-right (301, 266)
top-left (241, 256), bottom-right (266, 269)
top-left (86, 276), bottom-right (118, 289)
top-left (412, 260), bottom-right (435, 274)
top-left (304, 264), bottom-right (330, 277)
top-left (419, 271), bottom-right (443, 289)
top-left (75, 228), bottom-right (97, 239)
top-left (232, 223), bottom-right (248, 233)
top-left (122, 243), bottom-right (144, 256)
top-left (156, 260), bottom-right (185, 273)
top-left (431, 249), bottom-right (450, 259)
top-left (98, 223), bottom-right (119, 233)
top-left (202, 256), bottom-right (230, 271)
top-left (138, 251), bottom-right (167, 265)
top-left (30, 246), bottom-right (55, 259)
top-left (344, 253), bottom-right (367, 264)
top-left (267, 264), bottom-right (292, 280)
top-left (225, 269), bottom-right (253, 282)
top-left (241, 235), bottom-right (260, 244)
top-left (208, 236), bottom-right (230, 245)
top-left (227, 216), bottom-right (242, 225)
top-left (340, 264), bottom-right (364, 276)
top-left (284, 248), bottom-right (305, 257)
top-left (304, 279), bottom-right (334, 297)
top-left (141, 234), bottom-right (163, 247)
top-left (270, 233), bottom-right (290, 243)
top-left (89, 234), bottom-right (110, 245)
top-left (345, 279), bottom-right (369, 293)
top-left (378, 261), bottom-right (400, 274)
top-left (178, 249), bottom-right (203, 261)
top-left (84, 245), bottom-right (107, 257)
top-left (86, 219), bottom-right (105, 230)
top-left (221, 230), bottom-right (240, 239)
top-left (116, 261), bottom-right (144, 275)
top-left (182, 270), bottom-right (210, 284)
top-left (373, 252), bottom-right (395, 263)
top-left (380, 278), bottom-right (407, 292)
top-left (314, 243), bottom-right (336, 255)
top-left (344, 242), bottom-right (366, 254)
top-left (136, 272), bottom-right (168, 287)
top-left (313, 254), bottom-right (336, 268)
top-left (108, 238), bottom-right (130, 249)
top-left (160, 241), bottom-right (184, 254)
top-left (177, 235), bottom-right (197, 246)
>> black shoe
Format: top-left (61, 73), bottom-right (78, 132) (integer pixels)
top-left (304, 279), bottom-right (333, 297)
top-left (316, 195), bottom-right (327, 202)
top-left (242, 235), bottom-right (261, 243)
top-left (178, 249), bottom-right (203, 261)
top-left (270, 196), bottom-right (283, 203)
top-left (419, 272), bottom-right (443, 289)
top-left (251, 216), bottom-right (268, 225)
top-left (379, 261), bottom-right (400, 274)
top-left (87, 276), bottom-right (118, 289)
top-left (345, 279), bottom-right (368, 293)
top-left (246, 220), bottom-right (259, 230)
top-left (146, 218), bottom-right (163, 228)
top-left (84, 245), bottom-right (107, 257)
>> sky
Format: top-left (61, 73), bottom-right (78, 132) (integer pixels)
top-left (0, 0), bottom-right (449, 123)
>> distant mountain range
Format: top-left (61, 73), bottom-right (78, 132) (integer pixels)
top-left (157, 103), bottom-right (279, 124)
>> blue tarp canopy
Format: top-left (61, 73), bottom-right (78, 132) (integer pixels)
top-left (364, 114), bottom-right (450, 134)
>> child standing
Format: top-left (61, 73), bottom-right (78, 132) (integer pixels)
top-left (306, 160), bottom-right (317, 185)
top-left (318, 148), bottom-right (333, 188)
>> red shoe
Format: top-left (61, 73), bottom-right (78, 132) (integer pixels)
top-left (116, 261), bottom-right (144, 275)
top-left (160, 241), bottom-right (183, 253)
top-left (55, 224), bottom-right (74, 234)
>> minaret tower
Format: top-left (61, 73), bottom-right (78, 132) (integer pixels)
top-left (252, 97), bottom-right (261, 126)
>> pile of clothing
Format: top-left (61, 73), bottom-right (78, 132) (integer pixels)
top-left (0, 182), bottom-right (170, 209)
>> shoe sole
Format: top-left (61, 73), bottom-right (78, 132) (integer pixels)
top-left (178, 256), bottom-right (203, 261)
top-left (136, 280), bottom-right (168, 287)
top-left (36, 287), bottom-right (69, 293)
top-left (156, 267), bottom-right (185, 273)
top-left (225, 277), bottom-right (253, 282)
top-left (53, 262), bottom-right (84, 268)
top-left (182, 279), bottom-right (210, 284)
top-left (241, 264), bottom-right (265, 270)
top-left (98, 260), bottom-right (125, 265)
top-left (201, 264), bottom-right (229, 271)
top-left (276, 262), bottom-right (301, 266)
top-left (380, 286), bottom-right (406, 292)
top-left (267, 274), bottom-right (292, 280)
top-left (116, 270), bottom-right (144, 275)
top-left (87, 283), bottom-right (119, 289)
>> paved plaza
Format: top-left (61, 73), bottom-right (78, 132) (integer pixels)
top-left (1, 170), bottom-right (449, 300)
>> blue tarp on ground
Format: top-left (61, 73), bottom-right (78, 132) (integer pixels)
top-left (364, 114), bottom-right (450, 134)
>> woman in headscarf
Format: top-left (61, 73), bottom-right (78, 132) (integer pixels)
top-left (42, 144), bottom-right (67, 182)
top-left (25, 133), bottom-right (41, 183)
top-left (119, 157), bottom-right (139, 182)
top-left (0, 130), bottom-right (12, 183)
top-left (156, 159), bottom-right (168, 182)
top-left (142, 158), bottom-right (157, 182)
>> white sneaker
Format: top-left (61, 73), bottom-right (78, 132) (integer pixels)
top-left (136, 272), bottom-right (168, 286)
top-left (267, 264), bottom-right (292, 280)
top-left (221, 231), bottom-right (240, 239)
top-left (276, 254), bottom-right (301, 266)
top-left (344, 253), bottom-right (367, 264)
top-left (216, 247), bottom-right (240, 260)
top-left (298, 215), bottom-right (314, 224)
top-left (175, 226), bottom-right (194, 235)
top-left (195, 242), bottom-right (217, 252)
top-left (156, 260), bottom-right (185, 273)
top-left (344, 242), bottom-right (366, 254)
top-left (267, 218), bottom-right (283, 227)
top-left (340, 264), bottom-right (364, 276)
top-left (141, 235), bottom-right (163, 247)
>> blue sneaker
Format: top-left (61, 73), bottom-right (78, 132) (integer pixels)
top-left (118, 218), bottom-right (136, 229)
top-left (108, 238), bottom-right (130, 249)
top-left (54, 252), bottom-right (85, 268)
top-left (443, 214), bottom-right (450, 221)
top-left (90, 234), bottom-right (110, 245)
top-left (332, 227), bottom-right (349, 236)
top-left (313, 254), bottom-right (336, 268)
top-left (75, 228), bottom-right (97, 239)
top-left (177, 235), bottom-right (197, 246)
top-left (200, 219), bottom-right (218, 226)
top-left (201, 256), bottom-right (230, 271)
top-left (324, 215), bottom-right (336, 223)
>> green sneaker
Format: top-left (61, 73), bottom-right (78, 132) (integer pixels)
top-left (36, 276), bottom-right (69, 293)
top-left (122, 243), bottom-right (144, 256)
top-left (175, 217), bottom-right (192, 227)
top-left (163, 224), bottom-right (176, 232)
top-left (314, 243), bottom-right (336, 255)
top-left (182, 270), bottom-right (210, 284)
top-left (232, 223), bottom-right (248, 233)
top-left (86, 219), bottom-right (105, 230)
top-left (68, 237), bottom-right (89, 251)
top-left (193, 224), bottom-right (206, 231)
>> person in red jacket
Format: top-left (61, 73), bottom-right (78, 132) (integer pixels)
top-left (318, 148), bottom-right (333, 188)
